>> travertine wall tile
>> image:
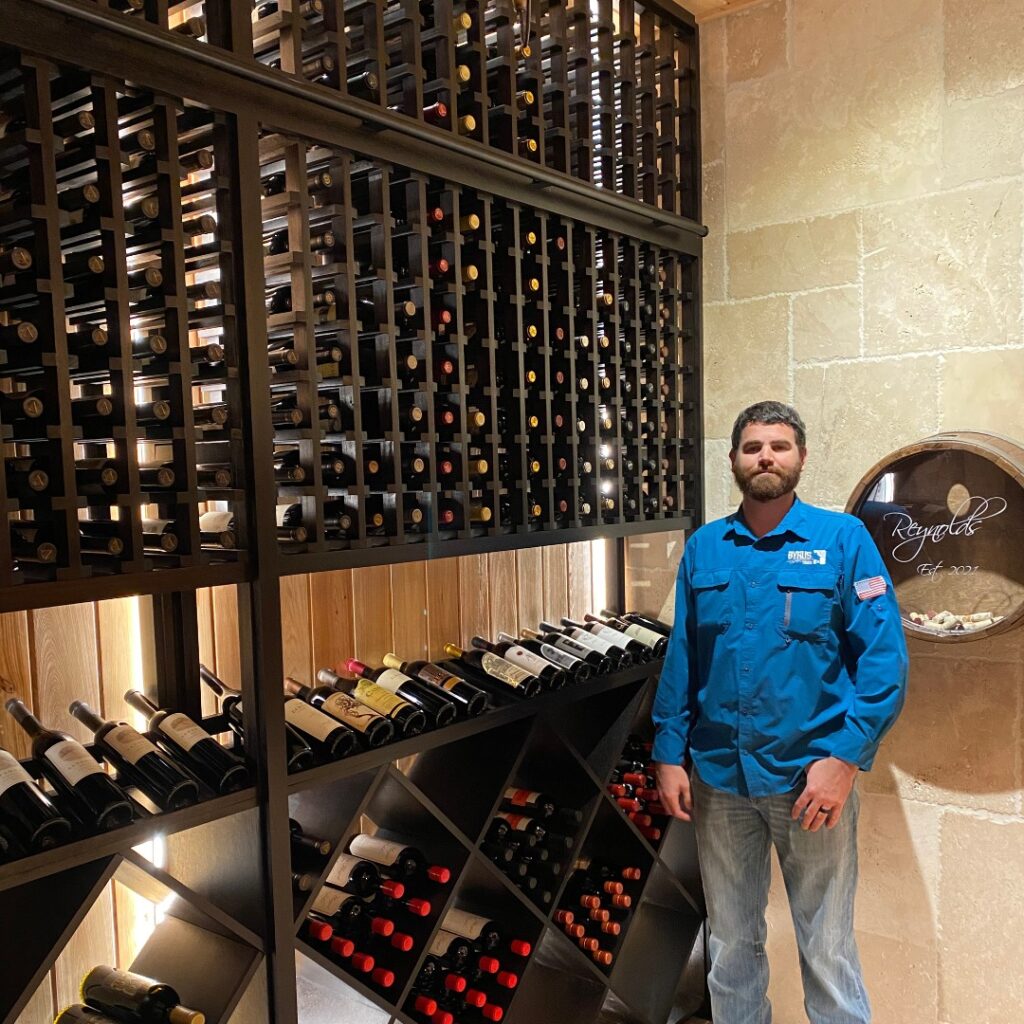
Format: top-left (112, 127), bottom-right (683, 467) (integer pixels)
top-left (862, 183), bottom-right (1023, 355)
top-left (945, 0), bottom-right (1024, 101)
top-left (701, 82), bottom-right (726, 165)
top-left (938, 814), bottom-right (1024, 1023)
top-left (704, 298), bottom-right (790, 439)
top-left (943, 88), bottom-right (1024, 188)
top-left (792, 285), bottom-right (861, 362)
top-left (728, 212), bottom-right (859, 299)
top-left (793, 357), bottom-right (939, 509)
top-left (940, 348), bottom-right (1024, 439)
top-left (700, 15), bottom-right (726, 88)
top-left (856, 931), bottom-right (939, 1024)
top-left (725, 26), bottom-right (942, 229)
top-left (726, 0), bottom-right (788, 84)
top-left (703, 437), bottom-right (738, 522)
top-left (703, 160), bottom-right (726, 301)
top-left (860, 655), bottom-right (1022, 814)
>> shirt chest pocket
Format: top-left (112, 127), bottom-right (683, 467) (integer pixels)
top-left (691, 569), bottom-right (733, 637)
top-left (777, 567), bottom-right (838, 642)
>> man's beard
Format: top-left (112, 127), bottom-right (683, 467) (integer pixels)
top-left (732, 461), bottom-right (802, 501)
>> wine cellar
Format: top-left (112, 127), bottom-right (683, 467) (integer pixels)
top-left (0, 1), bottom-right (706, 1022)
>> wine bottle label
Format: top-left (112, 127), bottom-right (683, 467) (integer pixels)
top-left (44, 740), bottom-right (104, 785)
top-left (283, 699), bottom-right (339, 742)
top-left (480, 652), bottom-right (533, 688)
top-left (349, 834), bottom-right (406, 866)
top-left (353, 680), bottom-right (408, 717)
top-left (417, 663), bottom-right (464, 691)
top-left (504, 787), bottom-right (541, 808)
top-left (321, 692), bottom-right (381, 734)
top-left (198, 510), bottom-right (234, 531)
top-left (311, 884), bottom-right (348, 915)
top-left (157, 712), bottom-right (209, 752)
top-left (373, 668), bottom-right (417, 695)
top-left (591, 624), bottom-right (633, 647)
top-left (0, 749), bottom-right (35, 797)
top-left (325, 853), bottom-right (363, 888)
top-left (620, 622), bottom-right (663, 648)
top-left (443, 907), bottom-right (488, 940)
top-left (500, 645), bottom-right (554, 677)
top-left (567, 628), bottom-right (615, 655)
top-left (428, 928), bottom-right (461, 956)
top-left (538, 642), bottom-right (581, 670)
top-left (105, 724), bottom-right (160, 765)
top-left (549, 634), bottom-right (594, 659)
top-left (496, 811), bottom-right (535, 831)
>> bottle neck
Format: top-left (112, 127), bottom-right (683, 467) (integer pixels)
top-left (5, 699), bottom-right (43, 738)
top-left (124, 689), bottom-right (159, 720)
top-left (199, 664), bottom-right (238, 697)
top-left (69, 700), bottom-right (105, 733)
top-left (283, 677), bottom-right (310, 699)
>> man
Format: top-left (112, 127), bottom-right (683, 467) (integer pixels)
top-left (653, 401), bottom-right (908, 1024)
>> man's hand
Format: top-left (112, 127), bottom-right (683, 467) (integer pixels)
top-left (792, 757), bottom-right (858, 831)
top-left (654, 761), bottom-right (693, 822)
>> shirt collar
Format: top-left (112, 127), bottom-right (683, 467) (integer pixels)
top-left (724, 495), bottom-right (811, 542)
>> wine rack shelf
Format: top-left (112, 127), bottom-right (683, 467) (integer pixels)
top-left (0, 1), bottom-right (705, 1021)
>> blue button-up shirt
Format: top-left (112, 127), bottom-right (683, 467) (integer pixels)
top-left (652, 496), bottom-right (909, 796)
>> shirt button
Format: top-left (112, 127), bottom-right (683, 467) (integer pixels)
top-left (741, 665), bottom-right (751, 673)
top-left (750, 580), bottom-right (758, 587)
top-left (745, 621), bottom-right (754, 630)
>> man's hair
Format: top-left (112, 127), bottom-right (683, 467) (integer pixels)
top-left (730, 401), bottom-right (806, 451)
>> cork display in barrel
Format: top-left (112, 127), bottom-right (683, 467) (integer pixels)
top-left (846, 431), bottom-right (1024, 642)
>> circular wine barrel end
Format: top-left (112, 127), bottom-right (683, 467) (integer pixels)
top-left (846, 431), bottom-right (1024, 643)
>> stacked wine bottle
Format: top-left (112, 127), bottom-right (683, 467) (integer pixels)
top-left (55, 964), bottom-right (205, 1023)
top-left (0, 693), bottom-right (248, 862)
top-left (0, 59), bottom-right (245, 584)
top-left (553, 857), bottom-right (648, 971)
top-left (247, 0), bottom-right (699, 216)
top-left (609, 734), bottom-right (669, 848)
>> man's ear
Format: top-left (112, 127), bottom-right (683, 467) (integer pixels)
top-left (799, 446), bottom-right (808, 466)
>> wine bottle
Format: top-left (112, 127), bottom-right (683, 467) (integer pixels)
top-left (585, 613), bottom-right (668, 656)
top-left (346, 659), bottom-right (457, 728)
top-left (124, 691), bottom-right (250, 795)
top-left (323, 853), bottom-right (380, 896)
top-left (563, 616), bottom-right (650, 662)
top-left (348, 833), bottom-right (450, 883)
top-left (69, 701), bottom-right (199, 811)
top-left (602, 608), bottom-right (672, 637)
top-left (380, 653), bottom-right (487, 717)
top-left (281, 689), bottom-right (358, 759)
top-left (539, 620), bottom-right (631, 668)
top-left (442, 909), bottom-right (502, 950)
top-left (428, 928), bottom-right (473, 972)
top-left (520, 626), bottom-right (611, 674)
top-left (283, 676), bottom-right (394, 748)
top-left (79, 966), bottom-right (205, 1024)
top-left (497, 631), bottom-right (591, 684)
top-left (0, 746), bottom-right (73, 850)
top-left (441, 643), bottom-right (541, 698)
top-left (317, 666), bottom-right (426, 738)
top-left (5, 699), bottom-right (133, 832)
top-left (470, 636), bottom-right (566, 690)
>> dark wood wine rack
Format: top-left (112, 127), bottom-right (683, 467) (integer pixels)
top-left (0, 1), bottom-right (707, 1021)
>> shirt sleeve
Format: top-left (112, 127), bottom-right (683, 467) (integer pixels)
top-left (830, 521), bottom-right (909, 770)
top-left (651, 541), bottom-right (698, 765)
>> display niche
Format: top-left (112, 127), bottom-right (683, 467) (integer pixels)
top-left (846, 431), bottom-right (1024, 642)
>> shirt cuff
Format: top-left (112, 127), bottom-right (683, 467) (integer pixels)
top-left (828, 727), bottom-right (875, 770)
top-left (651, 715), bottom-right (689, 766)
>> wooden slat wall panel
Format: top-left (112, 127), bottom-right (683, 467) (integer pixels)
top-left (97, 597), bottom-right (144, 724)
top-left (457, 555), bottom-right (491, 647)
top-left (280, 575), bottom-right (313, 684)
top-left (113, 880), bottom-right (156, 970)
top-left (211, 586), bottom-right (242, 690)
top-left (32, 603), bottom-right (102, 744)
top-left (0, 611), bottom-right (35, 759)
top-left (515, 549), bottom-right (545, 634)
top-left (351, 566), bottom-right (393, 669)
top-left (196, 587), bottom-right (218, 714)
top-left (486, 551), bottom-right (518, 639)
top-left (389, 562), bottom-right (428, 663)
top-left (425, 558), bottom-right (460, 658)
top-left (542, 546), bottom-right (569, 625)
top-left (13, 980), bottom-right (54, 1024)
top-left (309, 570), bottom-right (355, 674)
top-left (566, 541), bottom-right (594, 621)
top-left (51, 885), bottom-right (117, 1010)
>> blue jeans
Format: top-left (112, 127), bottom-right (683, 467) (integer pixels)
top-left (691, 770), bottom-right (870, 1024)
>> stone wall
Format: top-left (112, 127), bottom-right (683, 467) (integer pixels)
top-left (694, 1), bottom-right (1024, 1021)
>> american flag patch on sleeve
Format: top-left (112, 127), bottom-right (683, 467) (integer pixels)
top-left (854, 576), bottom-right (887, 601)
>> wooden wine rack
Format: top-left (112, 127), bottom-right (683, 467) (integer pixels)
top-left (0, 1), bottom-right (706, 1022)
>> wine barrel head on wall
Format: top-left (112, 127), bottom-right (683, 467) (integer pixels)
top-left (846, 431), bottom-right (1024, 643)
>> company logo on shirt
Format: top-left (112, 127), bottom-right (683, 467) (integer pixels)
top-left (787, 549), bottom-right (827, 565)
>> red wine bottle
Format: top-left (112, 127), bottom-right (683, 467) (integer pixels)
top-left (346, 659), bottom-right (456, 728)
top-left (69, 701), bottom-right (199, 811)
top-left (290, 817), bottom-right (331, 856)
top-left (124, 691), bottom-right (250, 795)
top-left (380, 653), bottom-right (487, 716)
top-left (54, 1006), bottom-right (127, 1023)
top-left (281, 690), bottom-right (358, 759)
top-left (199, 665), bottom-right (313, 773)
top-left (5, 699), bottom-right (133, 832)
top-left (539, 620), bottom-right (630, 668)
top-left (520, 627), bottom-right (612, 674)
top-left (501, 787), bottom-right (556, 819)
top-left (78, 965), bottom-right (204, 1023)
top-left (323, 853), bottom-right (381, 896)
top-left (0, 746), bottom-right (73, 850)
top-left (348, 833), bottom-right (450, 883)
top-left (497, 630), bottom-right (591, 683)
top-left (564, 616), bottom-right (651, 662)
top-left (442, 908), bottom-right (502, 950)
top-left (441, 644), bottom-right (541, 699)
top-left (317, 666), bottom-right (426, 738)
top-left (428, 928), bottom-right (473, 971)
top-left (470, 636), bottom-right (566, 690)
top-left (283, 676), bottom-right (394, 748)
top-left (601, 608), bottom-right (672, 637)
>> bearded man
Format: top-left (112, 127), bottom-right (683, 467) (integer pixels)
top-left (652, 401), bottom-right (908, 1024)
